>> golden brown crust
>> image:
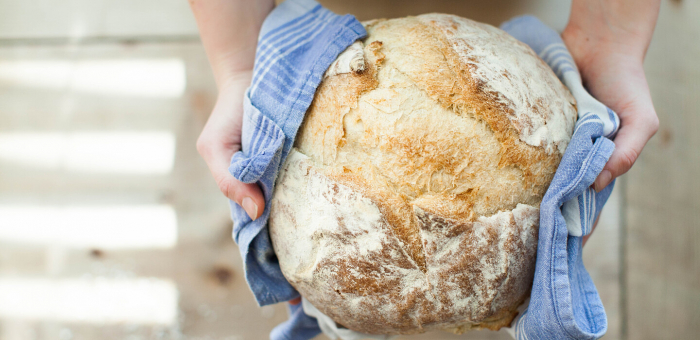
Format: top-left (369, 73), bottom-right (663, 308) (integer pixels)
top-left (272, 14), bottom-right (577, 335)
top-left (270, 152), bottom-right (539, 334)
top-left (297, 15), bottom-right (575, 224)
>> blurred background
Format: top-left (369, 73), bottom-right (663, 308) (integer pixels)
top-left (0, 0), bottom-right (696, 339)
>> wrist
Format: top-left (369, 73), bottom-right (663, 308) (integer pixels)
top-left (217, 70), bottom-right (253, 97)
top-left (563, 23), bottom-right (645, 62)
top-left (211, 50), bottom-right (256, 89)
top-left (562, 24), bottom-right (646, 81)
top-left (190, 0), bottom-right (274, 90)
top-left (563, 0), bottom-right (660, 66)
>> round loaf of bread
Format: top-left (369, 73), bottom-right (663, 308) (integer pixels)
top-left (269, 14), bottom-right (577, 335)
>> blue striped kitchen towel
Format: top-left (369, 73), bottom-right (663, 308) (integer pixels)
top-left (228, 1), bottom-right (619, 338)
top-left (500, 15), bottom-right (619, 340)
top-left (227, 0), bottom-right (365, 311)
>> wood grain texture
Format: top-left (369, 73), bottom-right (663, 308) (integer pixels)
top-left (625, 1), bottom-right (700, 339)
top-left (0, 0), bottom-right (198, 41)
top-left (6, 0), bottom-right (698, 339)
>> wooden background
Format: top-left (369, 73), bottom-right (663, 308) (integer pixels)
top-left (0, 0), bottom-right (696, 339)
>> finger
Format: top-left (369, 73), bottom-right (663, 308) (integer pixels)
top-left (289, 297), bottom-right (301, 305)
top-left (593, 112), bottom-right (658, 192)
top-left (593, 130), bottom-right (643, 192)
top-left (197, 138), bottom-right (265, 220)
top-left (217, 173), bottom-right (265, 221)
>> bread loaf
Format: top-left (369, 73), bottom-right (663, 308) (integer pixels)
top-left (269, 14), bottom-right (577, 335)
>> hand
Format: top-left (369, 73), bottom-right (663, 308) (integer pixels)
top-left (188, 0), bottom-right (273, 221)
top-left (196, 71), bottom-right (265, 220)
top-left (189, 0), bottom-right (273, 220)
top-left (562, 0), bottom-right (660, 192)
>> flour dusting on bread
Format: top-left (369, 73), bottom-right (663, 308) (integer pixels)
top-left (419, 14), bottom-right (576, 154)
top-left (270, 14), bottom-right (577, 335)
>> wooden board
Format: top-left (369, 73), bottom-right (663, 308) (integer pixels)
top-left (2, 0), bottom-right (698, 339)
top-left (625, 1), bottom-right (700, 339)
top-left (0, 0), bottom-right (198, 41)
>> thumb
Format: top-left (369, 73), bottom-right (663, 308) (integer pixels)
top-left (198, 140), bottom-right (266, 220)
top-left (217, 172), bottom-right (266, 221)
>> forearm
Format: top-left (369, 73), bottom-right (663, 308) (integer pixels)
top-left (188, 0), bottom-right (274, 89)
top-left (561, 0), bottom-right (660, 197)
top-left (564, 0), bottom-right (660, 66)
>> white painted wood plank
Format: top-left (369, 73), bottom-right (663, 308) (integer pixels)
top-left (0, 0), bottom-right (198, 40)
top-left (626, 0), bottom-right (700, 339)
top-left (0, 1), bottom-right (637, 339)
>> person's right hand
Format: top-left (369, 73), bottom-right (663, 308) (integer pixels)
top-left (196, 70), bottom-right (264, 221)
top-left (189, 0), bottom-right (272, 221)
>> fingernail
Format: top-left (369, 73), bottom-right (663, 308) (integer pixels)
top-left (594, 170), bottom-right (612, 192)
top-left (242, 197), bottom-right (258, 220)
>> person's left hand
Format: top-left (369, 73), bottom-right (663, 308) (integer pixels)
top-left (561, 0), bottom-right (660, 244)
top-left (562, 0), bottom-right (660, 194)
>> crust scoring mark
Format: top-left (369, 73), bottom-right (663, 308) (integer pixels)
top-left (418, 14), bottom-right (577, 155)
top-left (275, 13), bottom-right (574, 335)
top-left (270, 152), bottom-right (539, 335)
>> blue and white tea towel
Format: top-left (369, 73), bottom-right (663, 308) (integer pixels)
top-left (228, 0), bottom-right (619, 338)
top-left (228, 0), bottom-right (365, 339)
top-left (500, 15), bottom-right (619, 340)
top-left (228, 0), bottom-right (365, 309)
